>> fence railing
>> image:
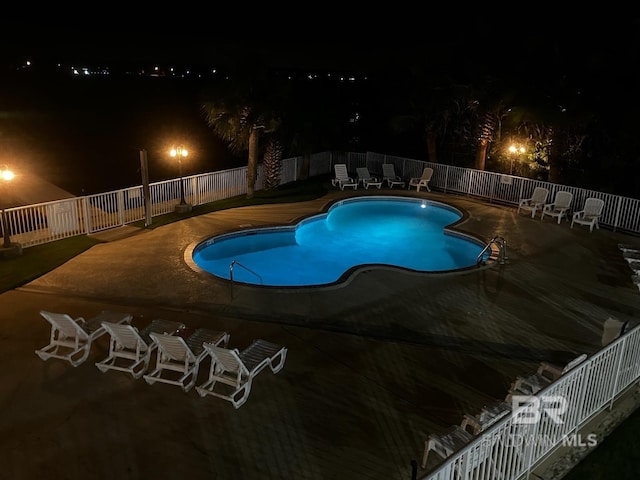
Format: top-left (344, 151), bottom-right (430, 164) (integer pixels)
top-left (2, 151), bottom-right (640, 249)
top-left (359, 152), bottom-right (640, 235)
top-left (418, 322), bottom-right (640, 480)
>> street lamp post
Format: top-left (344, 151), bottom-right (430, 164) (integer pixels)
top-left (508, 144), bottom-right (526, 175)
top-left (170, 146), bottom-right (190, 211)
top-left (1, 165), bottom-right (15, 249)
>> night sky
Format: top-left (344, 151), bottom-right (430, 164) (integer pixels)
top-left (5, 15), bottom-right (638, 73)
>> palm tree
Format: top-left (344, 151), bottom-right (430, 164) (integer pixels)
top-left (450, 78), bottom-right (515, 171)
top-left (278, 76), bottom-right (351, 180)
top-left (386, 75), bottom-right (457, 164)
top-left (200, 67), bottom-right (281, 199)
top-left (474, 112), bottom-right (496, 171)
top-left (262, 138), bottom-right (283, 190)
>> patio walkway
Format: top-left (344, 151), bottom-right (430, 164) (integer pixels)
top-left (1, 188), bottom-right (639, 480)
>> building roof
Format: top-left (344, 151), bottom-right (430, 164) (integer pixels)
top-left (3, 173), bottom-right (75, 208)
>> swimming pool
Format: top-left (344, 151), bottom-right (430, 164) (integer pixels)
top-left (191, 196), bottom-right (488, 287)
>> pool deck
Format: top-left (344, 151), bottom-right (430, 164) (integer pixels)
top-left (1, 187), bottom-right (640, 480)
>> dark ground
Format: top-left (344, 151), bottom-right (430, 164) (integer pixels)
top-left (2, 188), bottom-right (640, 479)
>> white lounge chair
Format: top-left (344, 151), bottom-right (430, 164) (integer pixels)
top-left (35, 310), bottom-right (133, 367)
top-left (422, 425), bottom-right (501, 476)
top-left (537, 353), bottom-right (587, 382)
top-left (408, 167), bottom-right (433, 192)
top-left (196, 339), bottom-right (287, 408)
top-left (356, 167), bottom-right (382, 189)
top-left (331, 163), bottom-right (357, 190)
top-left (382, 163), bottom-right (405, 188)
top-left (506, 354), bottom-right (587, 403)
top-left (602, 317), bottom-right (631, 346)
top-left (460, 400), bottom-right (511, 436)
top-left (541, 190), bottom-right (573, 224)
top-left (571, 197), bottom-right (604, 232)
top-left (622, 250), bottom-right (640, 276)
top-left (517, 187), bottom-right (549, 218)
top-left (143, 328), bottom-right (229, 392)
top-left (422, 425), bottom-right (473, 469)
top-left (628, 261), bottom-right (640, 276)
top-left (619, 245), bottom-right (640, 272)
top-left (618, 243), bottom-right (640, 254)
top-left (623, 250), bottom-right (640, 263)
top-left (96, 319), bottom-right (186, 378)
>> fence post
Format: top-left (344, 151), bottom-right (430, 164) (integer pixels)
top-left (140, 149), bottom-right (152, 227)
top-left (444, 165), bottom-right (449, 193)
top-left (117, 190), bottom-right (125, 226)
top-left (190, 176), bottom-right (198, 206)
top-left (612, 196), bottom-right (622, 232)
top-left (82, 197), bottom-right (91, 234)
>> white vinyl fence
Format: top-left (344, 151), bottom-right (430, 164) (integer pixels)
top-left (351, 153), bottom-right (640, 235)
top-left (419, 322), bottom-right (640, 480)
top-left (1, 156), bottom-right (293, 248)
top-left (2, 151), bottom-right (640, 249)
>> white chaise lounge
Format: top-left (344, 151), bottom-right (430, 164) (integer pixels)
top-left (422, 424), bottom-right (500, 475)
top-left (196, 339), bottom-right (287, 408)
top-left (382, 163), bottom-right (405, 188)
top-left (332, 164), bottom-right (358, 190)
top-left (460, 400), bottom-right (511, 436)
top-left (506, 353), bottom-right (587, 403)
top-left (143, 328), bottom-right (229, 392)
top-left (96, 318), bottom-right (186, 378)
top-left (356, 167), bottom-right (382, 189)
top-left (35, 310), bottom-right (133, 367)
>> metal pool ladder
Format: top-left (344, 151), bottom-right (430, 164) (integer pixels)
top-left (477, 236), bottom-right (508, 265)
top-left (229, 260), bottom-right (263, 298)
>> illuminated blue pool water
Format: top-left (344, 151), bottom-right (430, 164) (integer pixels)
top-left (191, 196), bottom-right (487, 287)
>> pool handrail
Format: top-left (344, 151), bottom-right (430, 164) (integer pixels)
top-left (229, 260), bottom-right (263, 298)
top-left (477, 236), bottom-right (508, 265)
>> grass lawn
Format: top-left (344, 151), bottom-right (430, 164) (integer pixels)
top-left (0, 235), bottom-right (103, 293)
top-left (0, 176), bottom-right (330, 293)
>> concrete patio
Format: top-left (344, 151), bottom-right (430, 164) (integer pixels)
top-left (1, 188), bottom-right (639, 480)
